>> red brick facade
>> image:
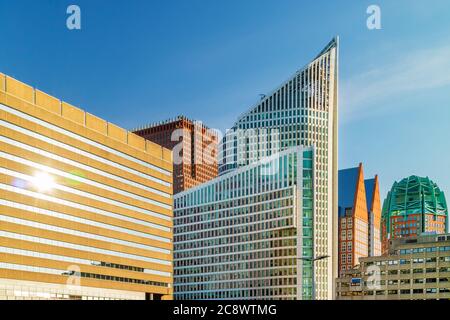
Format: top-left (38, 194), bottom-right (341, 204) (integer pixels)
top-left (134, 116), bottom-right (218, 194)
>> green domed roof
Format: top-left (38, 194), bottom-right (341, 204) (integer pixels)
top-left (382, 175), bottom-right (448, 229)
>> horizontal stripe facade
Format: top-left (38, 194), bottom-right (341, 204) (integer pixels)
top-left (0, 79), bottom-right (173, 299)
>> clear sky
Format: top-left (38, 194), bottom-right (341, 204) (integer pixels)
top-left (0, 0), bottom-right (449, 200)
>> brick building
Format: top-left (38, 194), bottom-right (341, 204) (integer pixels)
top-left (134, 116), bottom-right (218, 194)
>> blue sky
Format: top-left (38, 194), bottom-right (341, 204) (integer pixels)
top-left (0, 0), bottom-right (449, 199)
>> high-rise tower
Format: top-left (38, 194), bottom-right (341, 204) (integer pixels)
top-left (133, 116), bottom-right (218, 194)
top-left (218, 38), bottom-right (339, 299)
top-left (366, 175), bottom-right (382, 257)
top-left (338, 164), bottom-right (381, 276)
top-left (174, 38), bottom-right (339, 300)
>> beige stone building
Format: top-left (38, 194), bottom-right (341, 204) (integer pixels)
top-left (0, 73), bottom-right (173, 300)
top-left (336, 233), bottom-right (450, 300)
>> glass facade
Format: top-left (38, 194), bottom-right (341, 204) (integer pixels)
top-left (217, 38), bottom-right (339, 299)
top-left (174, 147), bottom-right (314, 299)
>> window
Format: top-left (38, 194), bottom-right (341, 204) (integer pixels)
top-left (388, 290), bottom-right (398, 295)
top-left (388, 270), bottom-right (398, 275)
top-left (388, 279), bottom-right (398, 285)
top-left (400, 289), bottom-right (410, 294)
top-left (426, 257), bottom-right (437, 263)
top-left (400, 279), bottom-right (410, 285)
top-left (347, 218), bottom-right (353, 228)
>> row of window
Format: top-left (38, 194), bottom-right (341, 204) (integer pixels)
top-left (176, 277), bottom-right (297, 293)
top-left (340, 229), bottom-right (353, 240)
top-left (176, 290), bottom-right (297, 300)
top-left (0, 180), bottom-right (171, 235)
top-left (175, 267), bottom-right (297, 283)
top-left (177, 154), bottom-right (306, 207)
top-left (175, 238), bottom-right (296, 260)
top-left (0, 262), bottom-right (169, 288)
top-left (0, 105), bottom-right (171, 185)
top-left (1, 167), bottom-right (170, 221)
top-left (175, 199), bottom-right (294, 234)
top-left (176, 248), bottom-right (297, 268)
top-left (365, 277), bottom-right (450, 286)
top-left (365, 266), bottom-right (450, 276)
top-left (176, 186), bottom-right (295, 213)
top-left (0, 198), bottom-right (170, 242)
top-left (0, 246), bottom-right (170, 277)
top-left (175, 229), bottom-right (297, 252)
top-left (339, 288), bottom-right (450, 297)
top-left (176, 257), bottom-right (298, 275)
top-left (402, 246), bottom-right (450, 254)
top-left (175, 216), bottom-right (294, 244)
top-left (0, 230), bottom-right (171, 266)
top-left (0, 214), bottom-right (169, 255)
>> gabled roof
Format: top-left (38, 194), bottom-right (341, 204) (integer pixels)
top-left (364, 178), bottom-right (376, 212)
top-left (338, 166), bottom-right (359, 216)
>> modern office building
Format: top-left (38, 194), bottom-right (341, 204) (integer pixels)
top-left (133, 116), bottom-right (218, 194)
top-left (381, 175), bottom-right (448, 254)
top-left (174, 37), bottom-right (339, 300)
top-left (338, 164), bottom-right (381, 276)
top-left (0, 73), bottom-right (173, 300)
top-left (336, 233), bottom-right (450, 300)
top-left (174, 146), bottom-right (315, 300)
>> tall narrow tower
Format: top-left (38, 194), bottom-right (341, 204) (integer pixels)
top-left (173, 38), bottom-right (338, 300)
top-left (338, 164), bottom-right (381, 276)
top-left (217, 38), bottom-right (339, 299)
